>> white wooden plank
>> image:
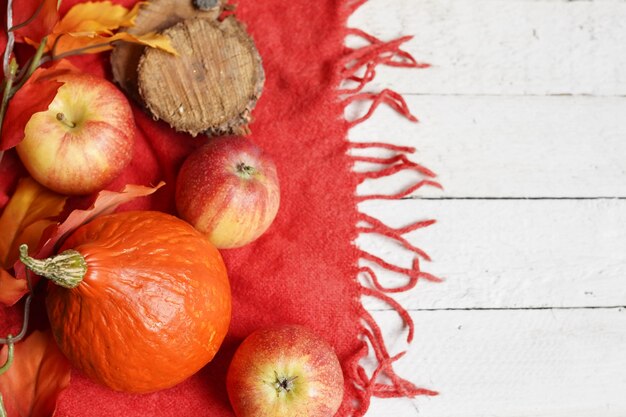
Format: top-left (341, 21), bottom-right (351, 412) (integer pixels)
top-left (347, 0), bottom-right (626, 96)
top-left (367, 308), bottom-right (626, 417)
top-left (347, 95), bottom-right (626, 198)
top-left (352, 1), bottom-right (626, 417)
top-left (357, 198), bottom-right (626, 309)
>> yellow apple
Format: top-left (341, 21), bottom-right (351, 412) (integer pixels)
top-left (227, 325), bottom-right (345, 417)
top-left (16, 71), bottom-right (135, 195)
top-left (175, 136), bottom-right (280, 249)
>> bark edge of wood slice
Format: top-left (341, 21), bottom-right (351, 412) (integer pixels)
top-left (137, 17), bottom-right (265, 137)
top-left (110, 0), bottom-right (225, 102)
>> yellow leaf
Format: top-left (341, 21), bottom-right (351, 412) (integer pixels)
top-left (113, 32), bottom-right (177, 55)
top-left (54, 1), bottom-right (142, 36)
top-left (41, 1), bottom-right (175, 56)
top-left (48, 31), bottom-right (175, 56)
top-left (48, 32), bottom-right (115, 55)
top-left (37, 182), bottom-right (166, 256)
top-left (0, 177), bottom-right (66, 269)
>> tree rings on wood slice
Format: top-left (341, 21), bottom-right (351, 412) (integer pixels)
top-left (110, 0), bottom-right (225, 101)
top-left (137, 17), bottom-right (264, 136)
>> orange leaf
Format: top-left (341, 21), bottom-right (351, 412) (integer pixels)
top-left (0, 269), bottom-right (27, 306)
top-left (44, 32), bottom-right (116, 56)
top-left (1, 60), bottom-right (78, 151)
top-left (6, 182), bottom-right (164, 304)
top-left (36, 181), bottom-right (165, 259)
top-left (34, 1), bottom-right (176, 56)
top-left (0, 177), bottom-right (66, 269)
top-left (0, 330), bottom-right (71, 417)
top-left (44, 30), bottom-right (175, 57)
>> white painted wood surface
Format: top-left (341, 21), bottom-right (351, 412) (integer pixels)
top-left (350, 95), bottom-right (626, 198)
top-left (370, 309), bottom-right (626, 417)
top-left (359, 198), bottom-right (626, 310)
top-left (348, 0), bottom-right (626, 96)
top-left (351, 0), bottom-right (626, 415)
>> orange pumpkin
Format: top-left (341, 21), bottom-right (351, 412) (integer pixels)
top-left (20, 211), bottom-right (231, 393)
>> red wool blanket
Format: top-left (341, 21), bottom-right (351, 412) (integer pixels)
top-left (0, 0), bottom-right (439, 415)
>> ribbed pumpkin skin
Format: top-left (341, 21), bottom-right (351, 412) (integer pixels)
top-left (45, 211), bottom-right (231, 393)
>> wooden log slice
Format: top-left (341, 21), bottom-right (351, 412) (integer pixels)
top-left (137, 17), bottom-right (264, 136)
top-left (110, 0), bottom-right (225, 101)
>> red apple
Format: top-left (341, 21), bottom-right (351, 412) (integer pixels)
top-left (16, 71), bottom-right (135, 195)
top-left (175, 136), bottom-right (280, 249)
top-left (226, 325), bottom-right (344, 417)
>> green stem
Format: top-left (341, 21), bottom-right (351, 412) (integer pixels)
top-left (0, 336), bottom-right (14, 416)
top-left (0, 77), bottom-right (12, 129)
top-left (51, 40), bottom-right (117, 62)
top-left (0, 270), bottom-right (34, 417)
top-left (0, 58), bottom-right (18, 166)
top-left (19, 244), bottom-right (87, 289)
top-left (10, 36), bottom-right (48, 95)
top-left (0, 58), bottom-right (17, 131)
top-left (0, 393), bottom-right (6, 417)
top-left (0, 336), bottom-right (14, 376)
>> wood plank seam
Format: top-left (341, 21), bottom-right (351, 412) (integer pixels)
top-left (374, 306), bottom-right (626, 312)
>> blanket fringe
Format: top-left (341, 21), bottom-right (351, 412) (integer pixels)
top-left (340, 28), bottom-right (429, 94)
top-left (340, 3), bottom-right (441, 415)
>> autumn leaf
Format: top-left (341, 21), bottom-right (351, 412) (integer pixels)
top-left (0, 177), bottom-right (65, 306)
top-left (0, 269), bottom-right (27, 306)
top-left (0, 177), bottom-right (66, 270)
top-left (52, 29), bottom-right (177, 56)
top-left (12, 0), bottom-right (60, 45)
top-left (3, 182), bottom-right (165, 305)
top-left (0, 60), bottom-right (78, 151)
top-left (114, 31), bottom-right (176, 51)
top-left (47, 29), bottom-right (177, 56)
top-left (26, 1), bottom-right (176, 56)
top-left (35, 181), bottom-right (166, 259)
top-left (0, 330), bottom-right (71, 417)
top-left (54, 1), bottom-right (142, 34)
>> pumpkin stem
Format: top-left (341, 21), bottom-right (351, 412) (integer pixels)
top-left (19, 244), bottom-right (87, 289)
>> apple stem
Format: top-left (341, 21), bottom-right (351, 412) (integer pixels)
top-left (272, 371), bottom-right (298, 394)
top-left (236, 162), bottom-right (255, 178)
top-left (56, 112), bottom-right (76, 128)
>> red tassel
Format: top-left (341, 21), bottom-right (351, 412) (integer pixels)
top-left (344, 89), bottom-right (418, 127)
top-left (370, 383), bottom-right (439, 398)
top-left (340, 7), bottom-right (439, 414)
top-left (348, 142), bottom-right (416, 153)
top-left (347, 29), bottom-right (430, 70)
top-left (346, 0), bottom-right (369, 15)
top-left (340, 29), bottom-right (429, 94)
top-left (359, 259), bottom-right (441, 296)
top-left (359, 251), bottom-right (442, 284)
top-left (361, 286), bottom-right (415, 343)
top-left (361, 213), bottom-right (436, 235)
top-left (359, 212), bottom-right (436, 234)
top-left (356, 179), bottom-right (442, 201)
top-left (353, 153), bottom-right (436, 181)
top-left (359, 307), bottom-right (439, 401)
top-left (358, 265), bottom-right (416, 293)
top-left (349, 343), bottom-right (370, 389)
top-left (357, 213), bottom-right (434, 261)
